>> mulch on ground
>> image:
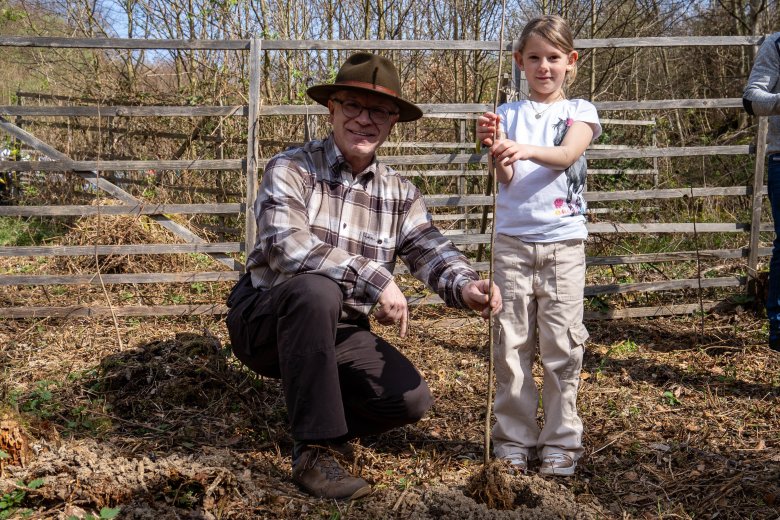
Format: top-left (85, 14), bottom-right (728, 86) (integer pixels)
top-left (0, 305), bottom-right (777, 519)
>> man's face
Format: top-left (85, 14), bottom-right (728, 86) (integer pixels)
top-left (328, 90), bottom-right (399, 172)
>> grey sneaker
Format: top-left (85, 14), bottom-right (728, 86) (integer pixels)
top-left (503, 453), bottom-right (529, 474)
top-left (539, 453), bottom-right (576, 476)
top-left (292, 447), bottom-right (371, 500)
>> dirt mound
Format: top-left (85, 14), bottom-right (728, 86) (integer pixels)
top-left (92, 331), bottom-right (286, 452)
top-left (417, 479), bottom-right (606, 519)
top-left (98, 331), bottom-right (228, 412)
top-left (0, 439), bottom-right (280, 519)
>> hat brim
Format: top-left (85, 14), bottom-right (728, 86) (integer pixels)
top-left (307, 84), bottom-right (423, 122)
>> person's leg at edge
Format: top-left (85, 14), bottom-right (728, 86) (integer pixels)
top-left (272, 274), bottom-right (348, 444)
top-left (767, 154), bottom-right (780, 351)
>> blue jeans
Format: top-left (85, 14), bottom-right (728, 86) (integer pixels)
top-left (766, 153), bottom-right (780, 343)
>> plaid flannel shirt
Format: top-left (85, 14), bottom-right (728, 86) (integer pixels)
top-left (246, 134), bottom-right (479, 318)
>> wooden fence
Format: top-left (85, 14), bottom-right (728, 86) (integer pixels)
top-left (0, 35), bottom-right (771, 319)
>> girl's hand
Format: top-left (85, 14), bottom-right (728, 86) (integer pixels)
top-left (489, 135), bottom-right (520, 184)
top-left (491, 138), bottom-right (527, 166)
top-left (476, 112), bottom-right (501, 146)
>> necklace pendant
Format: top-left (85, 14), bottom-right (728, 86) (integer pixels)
top-left (535, 113), bottom-right (541, 119)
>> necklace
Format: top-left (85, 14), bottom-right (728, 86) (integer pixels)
top-left (529, 94), bottom-right (564, 119)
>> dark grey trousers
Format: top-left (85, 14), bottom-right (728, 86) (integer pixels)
top-left (226, 273), bottom-right (433, 442)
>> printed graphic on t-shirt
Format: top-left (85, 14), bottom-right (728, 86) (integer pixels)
top-left (552, 117), bottom-right (587, 216)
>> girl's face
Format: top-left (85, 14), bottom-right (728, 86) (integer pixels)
top-left (515, 34), bottom-right (578, 102)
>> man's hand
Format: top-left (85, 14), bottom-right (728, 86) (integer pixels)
top-left (461, 279), bottom-right (502, 319)
top-left (374, 280), bottom-right (409, 337)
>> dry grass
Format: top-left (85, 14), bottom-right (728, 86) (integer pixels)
top-left (0, 306), bottom-right (777, 519)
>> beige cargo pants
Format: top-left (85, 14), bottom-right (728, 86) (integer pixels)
top-left (491, 234), bottom-right (588, 462)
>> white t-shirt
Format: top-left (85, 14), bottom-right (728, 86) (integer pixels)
top-left (495, 98), bottom-right (601, 242)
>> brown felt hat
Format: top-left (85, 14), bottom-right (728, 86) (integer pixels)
top-left (307, 52), bottom-right (423, 122)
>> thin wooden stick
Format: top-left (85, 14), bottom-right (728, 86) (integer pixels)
top-left (484, 0), bottom-right (507, 467)
top-left (93, 104), bottom-right (124, 351)
top-left (690, 186), bottom-right (705, 341)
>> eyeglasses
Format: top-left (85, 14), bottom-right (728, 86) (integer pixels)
top-left (331, 99), bottom-right (398, 124)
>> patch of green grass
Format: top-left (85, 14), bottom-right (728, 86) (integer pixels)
top-left (191, 253), bottom-right (214, 269)
top-left (585, 295), bottom-right (610, 313)
top-left (9, 380), bottom-right (58, 419)
top-left (0, 217), bottom-right (60, 246)
top-left (596, 339), bottom-right (640, 377)
top-left (717, 365), bottom-right (737, 384)
top-left (64, 403), bottom-right (113, 435)
top-left (662, 390), bottom-right (681, 406)
top-left (169, 294), bottom-right (186, 305)
top-left (611, 339), bottom-right (639, 356)
top-left (5, 379), bottom-right (110, 434)
top-left (49, 285), bottom-right (68, 296)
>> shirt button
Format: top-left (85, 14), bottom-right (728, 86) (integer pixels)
top-left (342, 223), bottom-right (347, 229)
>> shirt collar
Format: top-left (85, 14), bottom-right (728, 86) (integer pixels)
top-left (324, 133), bottom-right (378, 181)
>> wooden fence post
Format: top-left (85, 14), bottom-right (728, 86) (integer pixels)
top-left (245, 36), bottom-right (261, 270)
top-left (747, 116), bottom-right (769, 284)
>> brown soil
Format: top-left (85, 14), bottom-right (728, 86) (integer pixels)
top-left (0, 306), bottom-right (778, 519)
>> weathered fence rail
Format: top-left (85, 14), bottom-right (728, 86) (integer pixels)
top-left (0, 35), bottom-right (771, 319)
top-left (0, 35), bottom-right (762, 50)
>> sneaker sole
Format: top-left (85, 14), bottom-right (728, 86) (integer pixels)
top-left (539, 465), bottom-right (576, 476)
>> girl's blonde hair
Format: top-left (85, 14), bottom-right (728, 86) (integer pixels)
top-left (513, 15), bottom-right (578, 86)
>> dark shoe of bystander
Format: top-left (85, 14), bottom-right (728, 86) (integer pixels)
top-left (292, 447), bottom-right (371, 500)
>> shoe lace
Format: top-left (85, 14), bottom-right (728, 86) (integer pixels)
top-left (543, 453), bottom-right (572, 466)
top-left (311, 452), bottom-right (348, 482)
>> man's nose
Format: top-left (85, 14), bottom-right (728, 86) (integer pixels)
top-left (355, 107), bottom-right (373, 123)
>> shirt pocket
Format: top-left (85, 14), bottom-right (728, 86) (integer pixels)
top-left (360, 232), bottom-right (397, 264)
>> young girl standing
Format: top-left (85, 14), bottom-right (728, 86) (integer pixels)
top-left (477, 14), bottom-right (601, 476)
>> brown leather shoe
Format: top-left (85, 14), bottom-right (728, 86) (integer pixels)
top-left (327, 441), bottom-right (355, 459)
top-left (292, 447), bottom-right (371, 500)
